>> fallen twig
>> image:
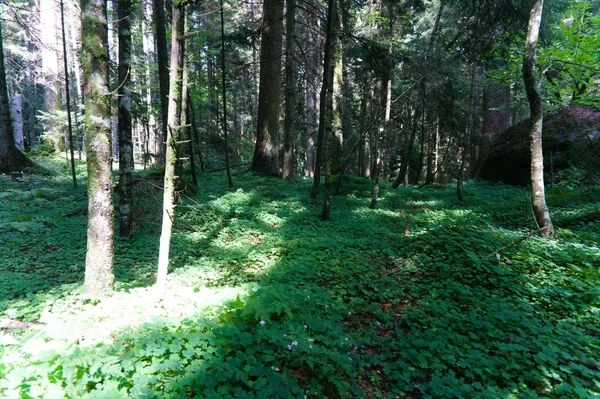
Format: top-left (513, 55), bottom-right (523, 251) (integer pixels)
top-left (0, 318), bottom-right (44, 330)
top-left (487, 226), bottom-right (548, 258)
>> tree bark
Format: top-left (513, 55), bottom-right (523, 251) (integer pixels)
top-left (153, 0), bottom-right (170, 162)
top-left (523, 0), bottom-right (554, 237)
top-left (251, 0), bottom-right (284, 176)
top-left (282, 0), bottom-right (297, 181)
top-left (220, 0), bottom-right (233, 186)
top-left (311, 0), bottom-right (336, 199)
top-left (60, 0), bottom-right (77, 188)
top-left (117, 0), bottom-right (134, 237)
top-left (182, 10), bottom-right (197, 187)
top-left (457, 60), bottom-right (477, 201)
top-left (156, 2), bottom-right (183, 294)
top-left (82, 0), bottom-right (115, 296)
top-left (304, 15), bottom-right (316, 178)
top-left (0, 21), bottom-right (35, 174)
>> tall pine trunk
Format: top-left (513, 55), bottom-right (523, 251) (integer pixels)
top-left (153, 0), bottom-right (169, 162)
top-left (82, 0), bottom-right (114, 296)
top-left (252, 0), bottom-right (284, 176)
top-left (282, 0), bottom-right (297, 181)
top-left (523, 0), bottom-right (553, 237)
top-left (118, 0), bottom-right (134, 237)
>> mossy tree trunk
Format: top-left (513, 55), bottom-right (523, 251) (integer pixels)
top-left (82, 0), bottom-right (115, 296)
top-left (523, 0), bottom-right (554, 237)
top-left (251, 0), bottom-right (283, 176)
top-left (156, 1), bottom-right (184, 294)
top-left (117, 0), bottom-right (134, 237)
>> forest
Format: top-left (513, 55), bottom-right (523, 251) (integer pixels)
top-left (0, 0), bottom-right (599, 397)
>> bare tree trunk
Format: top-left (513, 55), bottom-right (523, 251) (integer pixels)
top-left (305, 17), bottom-right (316, 178)
top-left (282, 0), bottom-right (297, 181)
top-left (311, 0), bottom-right (336, 199)
top-left (82, 0), bottom-right (114, 296)
top-left (117, 0), bottom-right (134, 237)
top-left (251, 0), bottom-right (284, 176)
top-left (523, 0), bottom-right (553, 237)
top-left (153, 0), bottom-right (169, 162)
top-left (220, 0), bottom-right (233, 186)
top-left (10, 94), bottom-right (24, 152)
top-left (181, 10), bottom-right (197, 187)
top-left (370, 16), bottom-right (393, 209)
top-left (60, 0), bottom-right (77, 188)
top-left (156, 3), bottom-right (183, 294)
top-left (457, 60), bottom-right (477, 201)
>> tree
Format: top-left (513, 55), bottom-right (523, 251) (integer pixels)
top-left (82, 0), bottom-right (115, 295)
top-left (523, 0), bottom-right (554, 237)
top-left (117, 0), bottom-right (134, 237)
top-left (156, 1), bottom-right (184, 294)
top-left (153, 0), bottom-right (170, 161)
top-left (251, 0), bottom-right (284, 176)
top-left (282, 0), bottom-right (297, 181)
top-left (0, 20), bottom-right (35, 174)
top-left (60, 0), bottom-right (77, 188)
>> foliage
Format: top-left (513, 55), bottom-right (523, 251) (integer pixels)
top-left (1, 157), bottom-right (600, 398)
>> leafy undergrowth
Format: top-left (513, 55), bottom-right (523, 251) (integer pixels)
top-left (1, 158), bottom-right (599, 398)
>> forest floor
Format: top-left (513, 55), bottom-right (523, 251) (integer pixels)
top-left (1, 156), bottom-right (600, 398)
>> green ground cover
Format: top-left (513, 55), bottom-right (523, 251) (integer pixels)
top-left (1, 156), bottom-right (599, 398)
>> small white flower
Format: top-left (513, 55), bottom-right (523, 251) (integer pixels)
top-left (283, 334), bottom-right (287, 337)
top-left (304, 324), bottom-right (308, 329)
top-left (309, 344), bottom-right (313, 349)
top-left (292, 341), bottom-right (298, 346)
top-left (287, 345), bottom-right (292, 350)
top-left (259, 320), bottom-right (266, 325)
top-left (344, 337), bottom-right (349, 341)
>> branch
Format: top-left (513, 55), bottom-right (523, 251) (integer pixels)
top-left (487, 226), bottom-right (548, 258)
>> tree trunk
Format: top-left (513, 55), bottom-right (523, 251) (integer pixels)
top-left (60, 0), bottom-right (77, 188)
top-left (370, 16), bottom-right (393, 209)
top-left (523, 0), bottom-right (554, 237)
top-left (153, 0), bottom-right (169, 162)
top-left (82, 0), bottom-right (115, 296)
top-left (117, 0), bottom-right (134, 237)
top-left (305, 17), bottom-right (316, 178)
top-left (311, 0), bottom-right (336, 199)
top-left (282, 0), bottom-right (297, 181)
top-left (330, 18), bottom-right (343, 176)
top-left (220, 0), bottom-right (233, 186)
top-left (10, 94), bottom-right (24, 152)
top-left (457, 60), bottom-right (478, 201)
top-left (182, 10), bottom-right (197, 187)
top-left (156, 2), bottom-right (183, 294)
top-left (1, 20), bottom-right (34, 173)
top-left (251, 0), bottom-right (284, 176)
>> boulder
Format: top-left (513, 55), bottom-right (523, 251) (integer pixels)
top-left (478, 105), bottom-right (600, 186)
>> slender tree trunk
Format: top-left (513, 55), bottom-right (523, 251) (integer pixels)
top-left (305, 20), bottom-right (316, 178)
top-left (457, 60), bottom-right (477, 201)
top-left (282, 0), bottom-right (297, 181)
top-left (311, 0), bottom-right (336, 199)
top-left (251, 0), bottom-right (284, 176)
top-left (156, 3), bottom-right (183, 294)
top-left (60, 0), bottom-right (77, 187)
top-left (153, 0), bottom-right (169, 162)
top-left (181, 11), bottom-right (197, 187)
top-left (330, 16), bottom-right (343, 176)
top-left (117, 0), bottom-right (134, 237)
top-left (82, 0), bottom-right (114, 296)
top-left (370, 19), bottom-right (393, 209)
top-left (523, 0), bottom-right (553, 237)
top-left (10, 95), bottom-right (24, 152)
top-left (220, 0), bottom-right (233, 186)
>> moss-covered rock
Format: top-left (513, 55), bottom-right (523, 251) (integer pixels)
top-left (478, 105), bottom-right (600, 186)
